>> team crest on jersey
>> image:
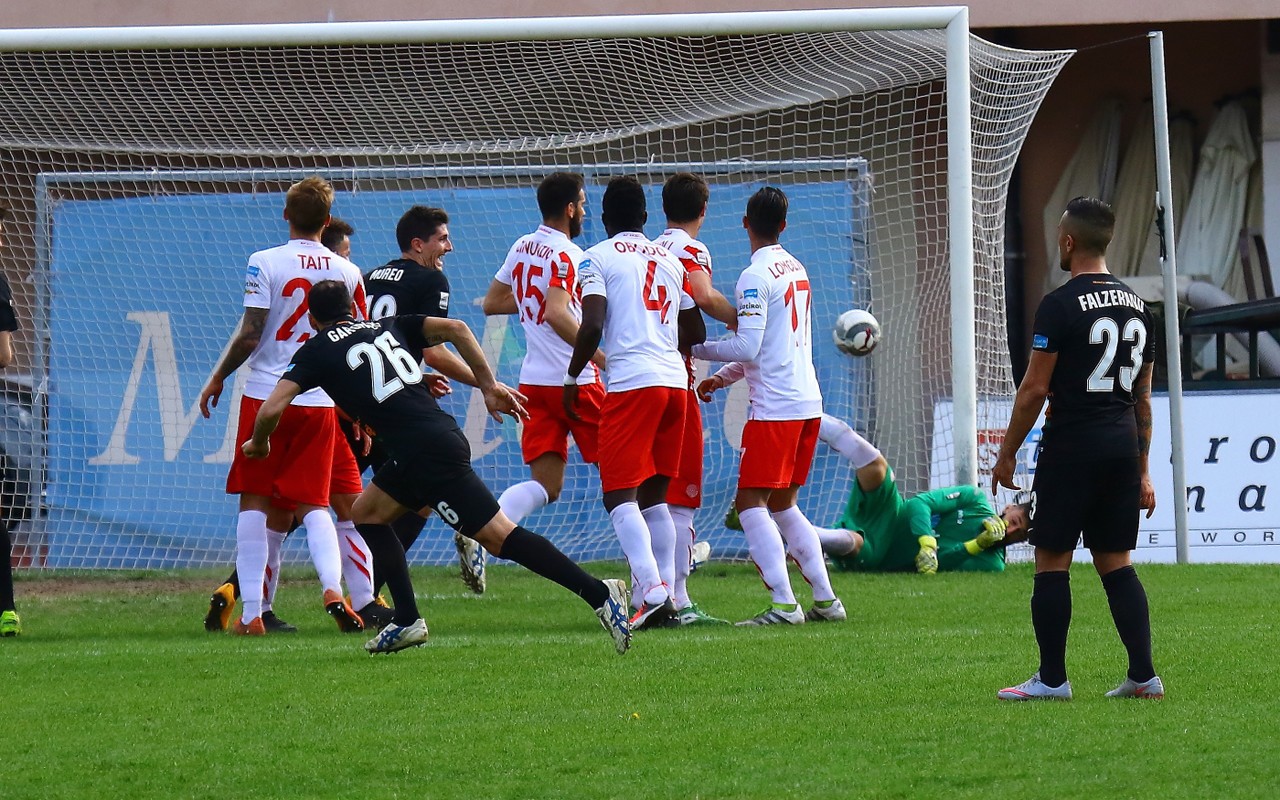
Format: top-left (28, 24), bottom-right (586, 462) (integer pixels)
top-left (438, 292), bottom-right (450, 310)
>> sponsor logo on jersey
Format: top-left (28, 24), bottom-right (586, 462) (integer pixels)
top-left (1032, 333), bottom-right (1049, 350)
top-left (741, 288), bottom-right (758, 299)
top-left (438, 292), bottom-right (449, 310)
top-left (246, 265), bottom-right (260, 277)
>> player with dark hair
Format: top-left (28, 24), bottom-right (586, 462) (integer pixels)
top-left (198, 176), bottom-right (368, 637)
top-left (364, 205), bottom-right (489, 594)
top-left (482, 172), bottom-right (607, 529)
top-left (321, 217), bottom-right (355, 258)
top-left (565, 175), bottom-right (706, 630)
top-left (0, 207), bottom-right (22, 637)
top-left (993, 196), bottom-right (1162, 701)
top-left (654, 172), bottom-right (734, 625)
top-left (244, 280), bottom-right (631, 655)
top-left (691, 186), bottom-right (843, 626)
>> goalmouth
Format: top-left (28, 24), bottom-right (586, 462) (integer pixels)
top-left (0, 9), bottom-right (1072, 567)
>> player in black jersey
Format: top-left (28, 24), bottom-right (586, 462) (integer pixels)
top-left (992, 197), bottom-right (1163, 701)
top-left (243, 280), bottom-right (632, 655)
top-left (363, 205), bottom-right (489, 594)
top-left (0, 208), bottom-right (21, 637)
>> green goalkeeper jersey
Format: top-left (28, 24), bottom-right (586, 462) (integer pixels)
top-left (831, 479), bottom-right (1006, 573)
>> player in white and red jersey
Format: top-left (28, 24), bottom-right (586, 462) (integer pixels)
top-left (198, 176), bottom-right (368, 636)
top-left (564, 175), bottom-right (706, 630)
top-left (652, 172), bottom-right (736, 626)
top-left (692, 186), bottom-right (844, 627)
top-left (482, 172), bottom-right (607, 526)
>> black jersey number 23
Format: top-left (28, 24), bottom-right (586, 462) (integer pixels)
top-left (1087, 316), bottom-right (1146, 393)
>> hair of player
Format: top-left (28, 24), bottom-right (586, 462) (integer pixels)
top-left (1063, 196), bottom-right (1115, 256)
top-left (662, 172), bottom-right (709, 224)
top-left (396, 205), bottom-right (449, 253)
top-left (321, 217), bottom-right (354, 251)
top-left (537, 172), bottom-right (584, 221)
top-left (600, 175), bottom-right (646, 233)
top-left (308, 280), bottom-right (354, 325)
top-left (746, 186), bottom-right (788, 239)
top-left (285, 176), bottom-right (334, 235)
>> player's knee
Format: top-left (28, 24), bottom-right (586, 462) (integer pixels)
top-left (856, 456), bottom-right (889, 493)
top-left (541, 481), bottom-right (562, 504)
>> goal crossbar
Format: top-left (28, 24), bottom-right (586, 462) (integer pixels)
top-left (0, 8), bottom-right (968, 50)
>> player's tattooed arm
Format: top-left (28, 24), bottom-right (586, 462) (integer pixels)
top-left (200, 307), bottom-right (269, 418)
top-left (1134, 361), bottom-right (1156, 517)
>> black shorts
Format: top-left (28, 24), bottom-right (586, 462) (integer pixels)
top-left (1027, 456), bottom-right (1142, 553)
top-left (370, 426), bottom-right (500, 539)
top-left (337, 416), bottom-right (390, 474)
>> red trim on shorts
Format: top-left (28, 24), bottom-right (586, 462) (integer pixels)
top-left (519, 382), bottom-right (604, 464)
top-left (737, 417), bottom-right (821, 490)
top-left (597, 386), bottom-right (686, 493)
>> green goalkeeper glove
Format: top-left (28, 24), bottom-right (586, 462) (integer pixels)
top-left (976, 516), bottom-right (1008, 550)
top-left (915, 535), bottom-right (938, 575)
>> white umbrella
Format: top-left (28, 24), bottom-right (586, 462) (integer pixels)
top-left (1220, 159), bottom-right (1264, 301)
top-left (1176, 101), bottom-right (1257, 290)
top-left (1109, 109), bottom-right (1156, 277)
top-left (1042, 99), bottom-right (1123, 292)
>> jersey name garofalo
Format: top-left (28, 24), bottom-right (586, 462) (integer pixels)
top-left (495, 225), bottom-right (598, 387)
top-left (579, 231), bottom-right (694, 392)
top-left (243, 238), bottom-right (366, 406)
top-left (654, 228), bottom-right (711, 391)
top-left (735, 244), bottom-right (822, 420)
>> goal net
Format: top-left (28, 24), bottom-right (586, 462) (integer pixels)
top-left (0, 12), bottom-right (1070, 569)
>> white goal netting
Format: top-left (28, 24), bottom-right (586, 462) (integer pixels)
top-left (0, 21), bottom-right (1070, 569)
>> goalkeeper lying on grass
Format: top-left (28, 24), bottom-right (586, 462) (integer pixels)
top-left (726, 414), bottom-right (1029, 573)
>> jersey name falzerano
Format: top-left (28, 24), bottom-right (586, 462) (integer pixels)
top-left (1073, 288), bottom-right (1146, 313)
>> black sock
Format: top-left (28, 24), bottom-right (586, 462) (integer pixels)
top-left (1031, 570), bottom-right (1071, 687)
top-left (370, 513), bottom-right (429, 595)
top-left (0, 518), bottom-right (14, 612)
top-left (222, 569), bottom-right (241, 599)
top-left (1101, 565), bottom-right (1156, 682)
top-left (357, 523), bottom-right (420, 626)
top-left (498, 527), bottom-right (608, 608)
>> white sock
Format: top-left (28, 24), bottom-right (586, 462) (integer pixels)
top-left (498, 480), bottom-right (550, 524)
top-left (819, 414), bottom-right (881, 469)
top-left (609, 502), bottom-right (667, 606)
top-left (641, 503), bottom-right (677, 602)
top-left (669, 504), bottom-right (696, 609)
top-left (302, 509), bottom-right (343, 595)
top-left (773, 506), bottom-right (836, 602)
top-left (235, 510), bottom-right (269, 623)
top-left (263, 528), bottom-right (286, 612)
top-left (336, 519), bottom-right (375, 609)
top-left (814, 526), bottom-right (859, 556)
top-left (738, 506), bottom-right (796, 606)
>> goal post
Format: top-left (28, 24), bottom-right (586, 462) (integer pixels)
top-left (0, 10), bottom-right (1072, 569)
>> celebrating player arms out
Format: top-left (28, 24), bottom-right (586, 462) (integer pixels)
top-left (692, 187), bottom-right (844, 626)
top-left (363, 204), bottom-right (488, 595)
top-left (198, 178), bottom-right (372, 637)
top-left (992, 197), bottom-right (1163, 702)
top-left (247, 280), bottom-right (632, 655)
top-left (564, 175), bottom-right (707, 631)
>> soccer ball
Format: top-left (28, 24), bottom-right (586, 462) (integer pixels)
top-left (833, 309), bottom-right (880, 356)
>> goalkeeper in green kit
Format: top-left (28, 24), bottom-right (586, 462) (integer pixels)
top-left (725, 413), bottom-right (1029, 573)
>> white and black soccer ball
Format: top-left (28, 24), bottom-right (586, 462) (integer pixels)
top-left (833, 309), bottom-right (880, 356)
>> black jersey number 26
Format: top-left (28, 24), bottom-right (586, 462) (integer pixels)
top-left (1086, 316), bottom-right (1146, 393)
top-left (346, 331), bottom-right (423, 402)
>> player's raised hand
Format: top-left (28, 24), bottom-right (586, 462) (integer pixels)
top-left (1139, 472), bottom-right (1156, 518)
top-left (696, 375), bottom-right (724, 403)
top-left (199, 377), bottom-right (224, 418)
top-left (990, 452), bottom-right (1021, 494)
top-left (425, 372), bottom-right (452, 398)
top-left (483, 382), bottom-right (528, 422)
top-left (241, 438), bottom-right (269, 460)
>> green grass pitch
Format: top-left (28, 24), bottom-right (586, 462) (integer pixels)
top-left (2, 562), bottom-right (1276, 799)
